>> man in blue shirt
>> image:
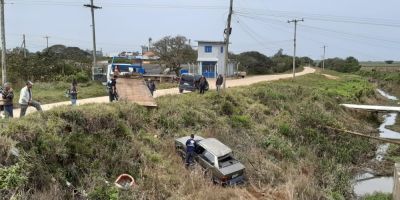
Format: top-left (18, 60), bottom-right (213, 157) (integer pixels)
top-left (185, 134), bottom-right (196, 167)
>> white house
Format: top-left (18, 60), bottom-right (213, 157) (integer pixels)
top-left (197, 41), bottom-right (235, 78)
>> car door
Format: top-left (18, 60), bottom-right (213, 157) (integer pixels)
top-left (198, 150), bottom-right (217, 171)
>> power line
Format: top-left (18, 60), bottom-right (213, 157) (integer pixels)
top-left (236, 13), bottom-right (400, 52)
top-left (235, 8), bottom-right (400, 28)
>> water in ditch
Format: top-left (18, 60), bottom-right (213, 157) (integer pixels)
top-left (353, 90), bottom-right (398, 197)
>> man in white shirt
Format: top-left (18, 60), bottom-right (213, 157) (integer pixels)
top-left (19, 81), bottom-right (42, 117)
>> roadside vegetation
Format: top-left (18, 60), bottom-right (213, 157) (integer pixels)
top-left (156, 82), bottom-right (178, 90)
top-left (318, 57), bottom-right (361, 73)
top-left (362, 192), bottom-right (392, 200)
top-left (232, 49), bottom-right (313, 75)
top-left (0, 73), bottom-right (384, 199)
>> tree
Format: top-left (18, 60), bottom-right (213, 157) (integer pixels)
top-left (318, 56), bottom-right (360, 73)
top-left (235, 51), bottom-right (274, 75)
top-left (6, 45), bottom-right (92, 83)
top-left (271, 49), bottom-right (295, 73)
top-left (152, 36), bottom-right (196, 75)
top-left (299, 56), bottom-right (315, 67)
top-left (385, 60), bottom-right (394, 64)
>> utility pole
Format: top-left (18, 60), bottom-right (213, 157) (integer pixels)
top-left (148, 37), bottom-right (152, 51)
top-left (288, 18), bottom-right (304, 79)
top-left (0, 0), bottom-right (6, 85)
top-left (44, 35), bottom-right (50, 49)
top-left (322, 45), bottom-right (327, 71)
top-left (22, 34), bottom-right (26, 58)
top-left (84, 0), bottom-right (102, 81)
top-left (223, 0), bottom-right (233, 89)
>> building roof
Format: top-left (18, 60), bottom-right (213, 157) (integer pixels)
top-left (197, 40), bottom-right (226, 45)
top-left (143, 51), bottom-right (156, 57)
top-left (198, 138), bottom-right (232, 157)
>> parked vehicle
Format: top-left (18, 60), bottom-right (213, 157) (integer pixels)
top-left (175, 136), bottom-right (245, 185)
top-left (106, 56), bottom-right (146, 82)
top-left (235, 71), bottom-right (247, 79)
top-left (178, 74), bottom-right (209, 93)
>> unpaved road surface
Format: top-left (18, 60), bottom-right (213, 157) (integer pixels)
top-left (12, 67), bottom-right (315, 118)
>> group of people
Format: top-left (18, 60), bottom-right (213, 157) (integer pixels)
top-left (197, 74), bottom-right (224, 95)
top-left (1, 81), bottom-right (43, 118)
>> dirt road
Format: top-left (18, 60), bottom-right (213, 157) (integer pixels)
top-left (12, 67), bottom-right (315, 118)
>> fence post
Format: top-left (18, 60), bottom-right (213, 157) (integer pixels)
top-left (394, 163), bottom-right (400, 200)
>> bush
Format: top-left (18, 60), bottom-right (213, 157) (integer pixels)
top-left (319, 57), bottom-right (361, 73)
top-left (385, 60), bottom-right (394, 64)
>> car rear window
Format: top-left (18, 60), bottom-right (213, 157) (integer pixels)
top-left (181, 75), bottom-right (194, 82)
top-left (218, 154), bottom-right (238, 168)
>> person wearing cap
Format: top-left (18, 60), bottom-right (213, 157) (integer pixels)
top-left (2, 82), bottom-right (14, 118)
top-left (19, 81), bottom-right (42, 117)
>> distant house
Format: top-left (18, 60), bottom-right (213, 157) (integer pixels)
top-left (142, 51), bottom-right (160, 64)
top-left (197, 41), bottom-right (235, 78)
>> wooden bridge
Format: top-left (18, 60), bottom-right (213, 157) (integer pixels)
top-left (341, 104), bottom-right (400, 112)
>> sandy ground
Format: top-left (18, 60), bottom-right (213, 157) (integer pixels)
top-left (11, 67), bottom-right (315, 118)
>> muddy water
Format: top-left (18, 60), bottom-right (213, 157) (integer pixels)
top-left (353, 90), bottom-right (399, 197)
top-left (377, 89), bottom-right (398, 101)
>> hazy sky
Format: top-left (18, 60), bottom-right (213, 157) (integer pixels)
top-left (6, 0), bottom-right (400, 61)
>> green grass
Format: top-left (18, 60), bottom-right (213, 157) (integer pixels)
top-left (0, 73), bottom-right (384, 199)
top-left (156, 82), bottom-right (178, 90)
top-left (11, 81), bottom-right (107, 105)
top-left (362, 192), bottom-right (392, 200)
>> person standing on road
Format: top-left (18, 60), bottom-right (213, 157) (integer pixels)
top-left (70, 79), bottom-right (78, 106)
top-left (2, 83), bottom-right (14, 118)
top-left (199, 76), bottom-right (207, 94)
top-left (19, 81), bottom-right (42, 117)
top-left (108, 75), bottom-right (118, 102)
top-left (185, 134), bottom-right (196, 167)
top-left (147, 79), bottom-right (156, 96)
top-left (216, 74), bottom-right (224, 94)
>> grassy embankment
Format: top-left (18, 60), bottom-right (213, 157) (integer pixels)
top-left (9, 81), bottom-right (106, 106)
top-left (0, 73), bottom-right (382, 199)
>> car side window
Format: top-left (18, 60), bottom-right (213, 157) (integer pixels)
top-left (203, 151), bottom-right (215, 165)
top-left (195, 145), bottom-right (205, 154)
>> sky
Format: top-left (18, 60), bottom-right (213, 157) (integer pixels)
top-left (6, 0), bottom-right (400, 61)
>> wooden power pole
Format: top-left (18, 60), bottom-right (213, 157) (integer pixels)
top-left (288, 18), bottom-right (304, 79)
top-left (84, 0), bottom-right (102, 81)
top-left (0, 0), bottom-right (6, 85)
top-left (322, 45), bottom-right (327, 71)
top-left (223, 0), bottom-right (233, 89)
top-left (44, 35), bottom-right (50, 49)
top-left (23, 34), bottom-right (27, 58)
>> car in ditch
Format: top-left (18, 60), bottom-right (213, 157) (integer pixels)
top-left (175, 135), bottom-right (245, 185)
